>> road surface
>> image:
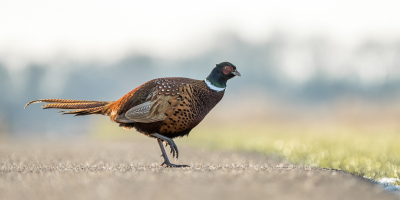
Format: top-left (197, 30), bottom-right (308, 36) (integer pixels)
top-left (0, 137), bottom-right (398, 200)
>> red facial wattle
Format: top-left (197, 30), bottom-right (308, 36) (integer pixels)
top-left (223, 66), bottom-right (234, 75)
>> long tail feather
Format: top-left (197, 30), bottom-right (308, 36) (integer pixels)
top-left (25, 98), bottom-right (114, 117)
top-left (59, 106), bottom-right (108, 116)
top-left (42, 102), bottom-right (110, 110)
top-left (25, 99), bottom-right (99, 109)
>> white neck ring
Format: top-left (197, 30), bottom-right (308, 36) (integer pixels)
top-left (204, 79), bottom-right (225, 92)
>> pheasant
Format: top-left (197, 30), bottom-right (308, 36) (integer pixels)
top-left (25, 62), bottom-right (241, 167)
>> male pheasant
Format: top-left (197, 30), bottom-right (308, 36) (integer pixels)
top-left (25, 62), bottom-right (241, 167)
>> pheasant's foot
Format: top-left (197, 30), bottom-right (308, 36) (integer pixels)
top-left (154, 134), bottom-right (186, 167)
top-left (161, 161), bottom-right (189, 168)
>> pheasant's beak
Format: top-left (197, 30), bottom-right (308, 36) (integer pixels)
top-left (231, 70), bottom-right (241, 77)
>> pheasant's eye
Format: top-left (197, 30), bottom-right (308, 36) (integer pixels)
top-left (223, 66), bottom-right (233, 74)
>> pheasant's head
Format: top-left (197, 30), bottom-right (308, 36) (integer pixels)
top-left (205, 62), bottom-right (240, 90)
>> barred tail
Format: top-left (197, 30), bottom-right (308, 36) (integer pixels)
top-left (24, 99), bottom-right (114, 116)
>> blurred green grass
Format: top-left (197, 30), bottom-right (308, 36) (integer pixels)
top-left (183, 122), bottom-right (400, 182)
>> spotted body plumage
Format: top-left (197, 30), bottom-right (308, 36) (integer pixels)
top-left (25, 62), bottom-right (241, 167)
top-left (107, 77), bottom-right (225, 138)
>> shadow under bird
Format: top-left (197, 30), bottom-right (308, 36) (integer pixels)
top-left (25, 62), bottom-right (241, 167)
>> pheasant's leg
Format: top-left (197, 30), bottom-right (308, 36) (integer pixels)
top-left (152, 134), bottom-right (189, 168)
top-left (156, 139), bottom-right (189, 167)
top-left (152, 133), bottom-right (180, 158)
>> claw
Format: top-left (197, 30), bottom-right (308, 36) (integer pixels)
top-left (161, 161), bottom-right (189, 168)
top-left (173, 141), bottom-right (178, 158)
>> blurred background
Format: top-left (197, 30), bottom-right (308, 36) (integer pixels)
top-left (1, 0), bottom-right (400, 179)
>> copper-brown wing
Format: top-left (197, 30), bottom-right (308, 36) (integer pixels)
top-left (119, 78), bottom-right (195, 125)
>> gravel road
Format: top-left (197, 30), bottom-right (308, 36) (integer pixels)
top-left (0, 137), bottom-right (398, 200)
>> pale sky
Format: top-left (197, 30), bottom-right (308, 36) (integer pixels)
top-left (1, 0), bottom-right (400, 82)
